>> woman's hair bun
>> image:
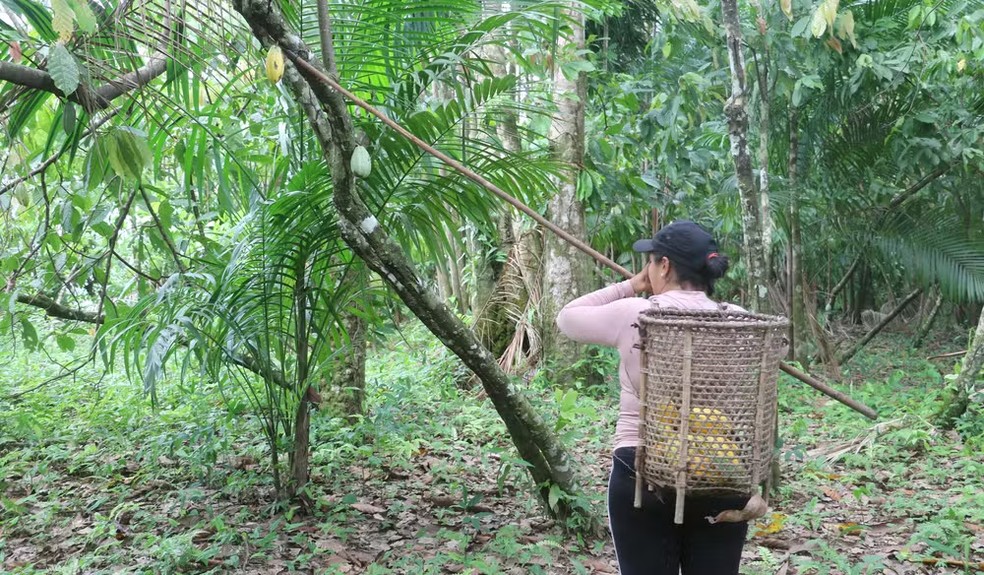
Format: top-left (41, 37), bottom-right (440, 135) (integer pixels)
top-left (704, 253), bottom-right (730, 280)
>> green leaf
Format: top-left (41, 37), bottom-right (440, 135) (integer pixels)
top-left (560, 60), bottom-right (595, 81)
top-left (548, 483), bottom-right (562, 510)
top-left (108, 127), bottom-right (152, 181)
top-left (56, 333), bottom-right (76, 351)
top-left (791, 15), bottom-right (812, 38)
top-left (62, 101), bottom-right (76, 135)
top-left (85, 134), bottom-right (113, 190)
top-left (20, 317), bottom-right (39, 349)
top-left (67, 0), bottom-right (95, 34)
top-left (48, 42), bottom-right (79, 95)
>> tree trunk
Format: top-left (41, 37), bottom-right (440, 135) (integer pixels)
top-left (330, 307), bottom-right (367, 420)
top-left (756, 49), bottom-right (773, 275)
top-left (914, 286), bottom-right (943, 348)
top-left (289, 253), bottom-right (311, 497)
top-left (788, 107), bottom-right (809, 365)
top-left (721, 0), bottom-right (769, 312)
top-left (938, 308), bottom-right (984, 427)
top-left (234, 0), bottom-right (588, 524)
top-left (826, 256), bottom-right (860, 312)
top-left (541, 6), bottom-right (593, 381)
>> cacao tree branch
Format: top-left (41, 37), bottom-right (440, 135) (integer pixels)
top-left (0, 56), bottom-right (167, 114)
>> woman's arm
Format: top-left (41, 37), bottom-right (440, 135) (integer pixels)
top-left (555, 280), bottom-right (640, 347)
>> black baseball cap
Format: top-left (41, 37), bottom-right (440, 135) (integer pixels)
top-left (632, 220), bottom-right (719, 270)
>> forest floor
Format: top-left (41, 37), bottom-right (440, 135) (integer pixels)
top-left (1, 320), bottom-right (982, 574)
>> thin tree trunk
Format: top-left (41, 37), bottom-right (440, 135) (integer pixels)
top-left (330, 307), bottom-right (367, 420)
top-left (788, 107), bottom-right (808, 365)
top-left (755, 49), bottom-right (772, 274)
top-left (721, 0), bottom-right (769, 312)
top-left (914, 286), bottom-right (943, 348)
top-left (541, 5), bottom-right (593, 380)
top-left (837, 289), bottom-right (922, 365)
top-left (234, 0), bottom-right (588, 524)
top-left (289, 253), bottom-right (311, 497)
top-left (826, 256), bottom-right (860, 312)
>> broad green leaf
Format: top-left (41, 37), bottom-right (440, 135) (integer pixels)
top-left (50, 0), bottom-right (73, 41)
top-left (56, 333), bottom-right (76, 351)
top-left (48, 42), bottom-right (79, 95)
top-left (67, 0), bottom-right (95, 34)
top-left (548, 483), bottom-right (562, 510)
top-left (108, 128), bottom-right (152, 181)
top-left (791, 15), bottom-right (811, 37)
top-left (20, 317), bottom-right (39, 349)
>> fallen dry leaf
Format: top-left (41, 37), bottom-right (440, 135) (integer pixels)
top-left (351, 502), bottom-right (385, 514)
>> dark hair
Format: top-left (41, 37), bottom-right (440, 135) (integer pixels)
top-left (654, 251), bottom-right (730, 297)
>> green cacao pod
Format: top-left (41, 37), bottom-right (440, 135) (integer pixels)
top-left (350, 145), bottom-right (372, 177)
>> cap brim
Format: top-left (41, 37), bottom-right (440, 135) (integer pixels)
top-left (632, 238), bottom-right (655, 253)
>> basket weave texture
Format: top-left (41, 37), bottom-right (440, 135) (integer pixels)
top-left (636, 306), bottom-right (789, 495)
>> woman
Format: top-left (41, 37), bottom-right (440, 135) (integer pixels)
top-left (556, 220), bottom-right (749, 575)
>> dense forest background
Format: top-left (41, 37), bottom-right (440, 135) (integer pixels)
top-left (1, 0), bottom-right (982, 572)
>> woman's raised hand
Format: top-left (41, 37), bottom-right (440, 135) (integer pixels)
top-left (629, 263), bottom-right (652, 295)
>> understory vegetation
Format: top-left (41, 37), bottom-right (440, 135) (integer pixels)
top-left (2, 318), bottom-right (981, 574)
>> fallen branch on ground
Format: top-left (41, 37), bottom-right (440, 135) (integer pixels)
top-left (927, 350), bottom-right (966, 361)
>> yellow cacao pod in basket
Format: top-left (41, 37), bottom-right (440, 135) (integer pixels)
top-left (689, 407), bottom-right (733, 436)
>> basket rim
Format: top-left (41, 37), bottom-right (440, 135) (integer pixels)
top-left (638, 307), bottom-right (789, 329)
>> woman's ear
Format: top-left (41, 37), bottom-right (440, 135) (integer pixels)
top-left (659, 256), bottom-right (671, 278)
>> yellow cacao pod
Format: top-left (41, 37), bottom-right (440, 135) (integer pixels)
top-left (266, 46), bottom-right (284, 84)
top-left (350, 145), bottom-right (372, 177)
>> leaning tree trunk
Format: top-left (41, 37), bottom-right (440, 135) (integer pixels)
top-left (721, 0), bottom-right (769, 313)
top-left (938, 308), bottom-right (984, 428)
top-left (541, 5), bottom-right (593, 381)
top-left (914, 285), bottom-right (943, 348)
top-left (233, 0), bottom-right (587, 524)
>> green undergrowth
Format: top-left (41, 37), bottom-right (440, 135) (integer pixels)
top-left (1, 324), bottom-right (981, 574)
top-left (0, 322), bottom-right (614, 574)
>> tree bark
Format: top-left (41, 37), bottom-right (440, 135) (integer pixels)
top-left (233, 0), bottom-right (587, 523)
top-left (755, 48), bottom-right (773, 274)
top-left (914, 286), bottom-right (943, 348)
top-left (937, 308), bottom-right (984, 427)
top-left (330, 307), bottom-right (367, 420)
top-left (721, 0), bottom-right (769, 312)
top-left (788, 107), bottom-right (809, 365)
top-left (541, 6), bottom-right (593, 380)
top-left (837, 289), bottom-right (922, 365)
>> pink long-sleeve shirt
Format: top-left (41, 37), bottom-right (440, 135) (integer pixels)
top-left (556, 280), bottom-right (744, 451)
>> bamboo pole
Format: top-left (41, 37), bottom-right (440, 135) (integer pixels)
top-left (284, 50), bottom-right (878, 422)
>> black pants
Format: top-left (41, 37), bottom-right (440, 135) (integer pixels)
top-left (608, 447), bottom-right (749, 575)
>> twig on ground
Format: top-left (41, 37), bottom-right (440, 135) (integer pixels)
top-left (927, 350), bottom-right (966, 361)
